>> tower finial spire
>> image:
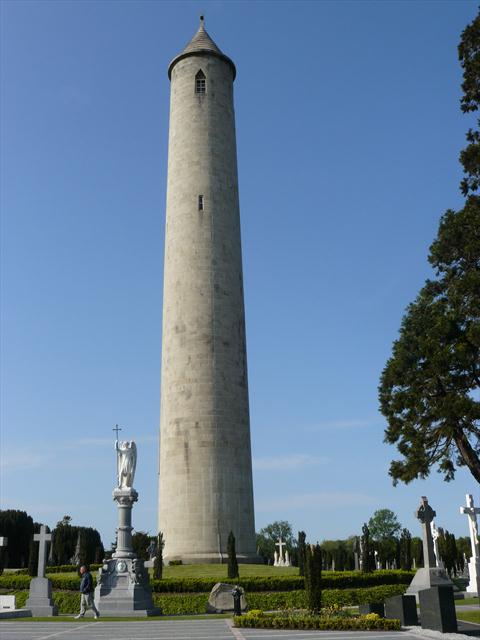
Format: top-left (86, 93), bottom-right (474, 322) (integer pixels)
top-left (199, 14), bottom-right (204, 28)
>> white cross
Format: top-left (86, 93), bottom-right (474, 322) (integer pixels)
top-left (34, 525), bottom-right (52, 578)
top-left (460, 494), bottom-right (480, 560)
top-left (275, 538), bottom-right (285, 560)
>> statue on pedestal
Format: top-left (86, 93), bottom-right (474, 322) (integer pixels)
top-left (94, 428), bottom-right (161, 617)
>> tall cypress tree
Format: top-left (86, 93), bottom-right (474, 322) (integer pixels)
top-left (227, 531), bottom-right (239, 579)
top-left (399, 528), bottom-right (412, 570)
top-left (153, 532), bottom-right (164, 580)
top-left (305, 544), bottom-right (322, 614)
top-left (298, 531), bottom-right (307, 576)
top-left (361, 524), bottom-right (372, 573)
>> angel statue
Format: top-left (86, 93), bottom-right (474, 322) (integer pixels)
top-left (115, 440), bottom-right (137, 489)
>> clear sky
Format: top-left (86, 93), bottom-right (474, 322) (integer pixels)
top-left (1, 0), bottom-right (477, 550)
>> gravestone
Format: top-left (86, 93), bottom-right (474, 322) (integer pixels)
top-left (418, 586), bottom-right (457, 633)
top-left (26, 525), bottom-right (58, 616)
top-left (274, 538), bottom-right (286, 567)
top-left (406, 497), bottom-right (452, 598)
top-left (460, 494), bottom-right (480, 595)
top-left (385, 594), bottom-right (418, 625)
top-left (206, 583), bottom-right (246, 613)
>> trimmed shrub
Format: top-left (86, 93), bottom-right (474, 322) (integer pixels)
top-left (234, 613), bottom-right (401, 631)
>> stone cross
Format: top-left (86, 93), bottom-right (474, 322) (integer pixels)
top-left (33, 525), bottom-right (51, 578)
top-left (275, 538), bottom-right (285, 559)
top-left (460, 494), bottom-right (480, 560)
top-left (415, 496), bottom-right (436, 569)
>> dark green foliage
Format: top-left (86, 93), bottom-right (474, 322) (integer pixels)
top-left (0, 510), bottom-right (34, 568)
top-left (298, 531), bottom-right (306, 576)
top-left (132, 531), bottom-right (151, 561)
top-left (52, 521), bottom-right (103, 566)
top-left (153, 532), bottom-right (164, 580)
top-left (411, 537), bottom-right (424, 568)
top-left (361, 524), bottom-right (373, 573)
top-left (234, 613), bottom-right (401, 631)
top-left (438, 529), bottom-right (459, 577)
top-left (399, 529), bottom-right (412, 570)
top-left (368, 509), bottom-right (401, 540)
top-left (227, 531), bottom-right (239, 579)
top-left (256, 521), bottom-right (296, 564)
top-left (305, 544), bottom-right (322, 614)
top-left (379, 10), bottom-right (480, 486)
top-left (321, 539), bottom-right (355, 571)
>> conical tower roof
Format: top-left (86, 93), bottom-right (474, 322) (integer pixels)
top-left (168, 16), bottom-right (236, 80)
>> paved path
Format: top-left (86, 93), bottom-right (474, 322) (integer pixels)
top-left (0, 619), bottom-right (426, 640)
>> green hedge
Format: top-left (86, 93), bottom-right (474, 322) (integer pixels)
top-left (234, 613), bottom-right (401, 631)
top-left (45, 564), bottom-right (102, 574)
top-left (6, 584), bottom-right (406, 616)
top-left (0, 570), bottom-right (413, 594)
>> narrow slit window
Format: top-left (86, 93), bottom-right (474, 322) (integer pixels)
top-left (198, 195), bottom-right (204, 211)
top-left (195, 70), bottom-right (206, 94)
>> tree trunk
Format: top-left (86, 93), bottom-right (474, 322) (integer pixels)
top-left (454, 429), bottom-right (480, 484)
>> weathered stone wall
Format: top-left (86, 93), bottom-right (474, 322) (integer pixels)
top-left (158, 52), bottom-right (257, 563)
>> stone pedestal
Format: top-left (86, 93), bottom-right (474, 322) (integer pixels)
top-left (385, 594), bottom-right (418, 625)
top-left (95, 486), bottom-right (160, 616)
top-left (406, 566), bottom-right (453, 598)
top-left (94, 557), bottom-right (160, 616)
top-left (419, 586), bottom-right (457, 633)
top-left (466, 558), bottom-right (480, 595)
top-left (26, 577), bottom-right (58, 616)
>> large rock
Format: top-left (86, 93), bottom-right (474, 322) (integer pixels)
top-left (206, 582), bottom-right (246, 613)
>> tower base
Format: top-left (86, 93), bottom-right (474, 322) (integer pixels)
top-left (95, 557), bottom-right (160, 617)
top-left (164, 552), bottom-right (263, 565)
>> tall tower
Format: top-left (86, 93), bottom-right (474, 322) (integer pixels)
top-left (158, 17), bottom-right (258, 563)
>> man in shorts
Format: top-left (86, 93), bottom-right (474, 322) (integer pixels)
top-left (75, 565), bottom-right (100, 619)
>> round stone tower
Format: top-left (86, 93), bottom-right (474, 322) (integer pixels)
top-left (158, 17), bottom-right (258, 563)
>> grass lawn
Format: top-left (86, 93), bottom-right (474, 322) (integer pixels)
top-left (458, 597), bottom-right (480, 605)
top-left (456, 610), bottom-right (480, 624)
top-left (159, 563), bottom-right (299, 579)
top-left (48, 564), bottom-right (298, 581)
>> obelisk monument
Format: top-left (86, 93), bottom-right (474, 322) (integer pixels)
top-left (158, 17), bottom-right (258, 563)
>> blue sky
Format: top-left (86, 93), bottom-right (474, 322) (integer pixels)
top-left (1, 0), bottom-right (477, 549)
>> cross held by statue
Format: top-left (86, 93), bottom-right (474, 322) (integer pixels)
top-left (113, 424), bottom-right (123, 440)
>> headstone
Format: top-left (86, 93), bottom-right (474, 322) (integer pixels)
top-left (0, 596), bottom-right (16, 610)
top-left (359, 603), bottom-right (384, 617)
top-left (284, 549), bottom-right (291, 567)
top-left (354, 551), bottom-right (360, 571)
top-left (94, 436), bottom-right (161, 616)
top-left (374, 550), bottom-right (381, 570)
top-left (460, 493), bottom-right (480, 595)
top-left (26, 525), bottom-right (58, 616)
top-left (406, 497), bottom-right (452, 598)
top-left (385, 594), bottom-right (418, 625)
top-left (206, 583), bottom-right (246, 613)
top-left (418, 586), bottom-right (457, 633)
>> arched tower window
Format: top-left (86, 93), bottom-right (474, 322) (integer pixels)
top-left (195, 70), bottom-right (206, 94)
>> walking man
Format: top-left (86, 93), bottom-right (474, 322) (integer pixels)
top-left (75, 565), bottom-right (100, 619)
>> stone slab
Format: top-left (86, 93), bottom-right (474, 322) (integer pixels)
top-left (406, 566), bottom-right (453, 598)
top-left (0, 609), bottom-right (32, 619)
top-left (418, 586), bottom-right (457, 633)
top-left (206, 582), bottom-right (246, 613)
top-left (385, 594), bottom-right (418, 625)
top-left (0, 595), bottom-right (16, 610)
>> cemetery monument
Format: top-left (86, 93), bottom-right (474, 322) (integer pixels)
top-left (406, 496), bottom-right (452, 597)
top-left (460, 493), bottom-right (480, 595)
top-left (26, 525), bottom-right (58, 616)
top-left (158, 16), bottom-right (258, 563)
top-left (94, 431), bottom-right (160, 616)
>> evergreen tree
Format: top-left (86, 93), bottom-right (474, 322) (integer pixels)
top-left (227, 531), bottom-right (239, 579)
top-left (0, 510), bottom-right (34, 568)
top-left (411, 537), bottom-right (424, 568)
top-left (379, 9), bottom-right (480, 485)
top-left (399, 528), bottom-right (412, 570)
top-left (132, 531), bottom-right (151, 560)
top-left (305, 544), bottom-right (322, 614)
top-left (298, 531), bottom-right (307, 576)
top-left (361, 524), bottom-right (373, 573)
top-left (153, 532), bottom-right (164, 580)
